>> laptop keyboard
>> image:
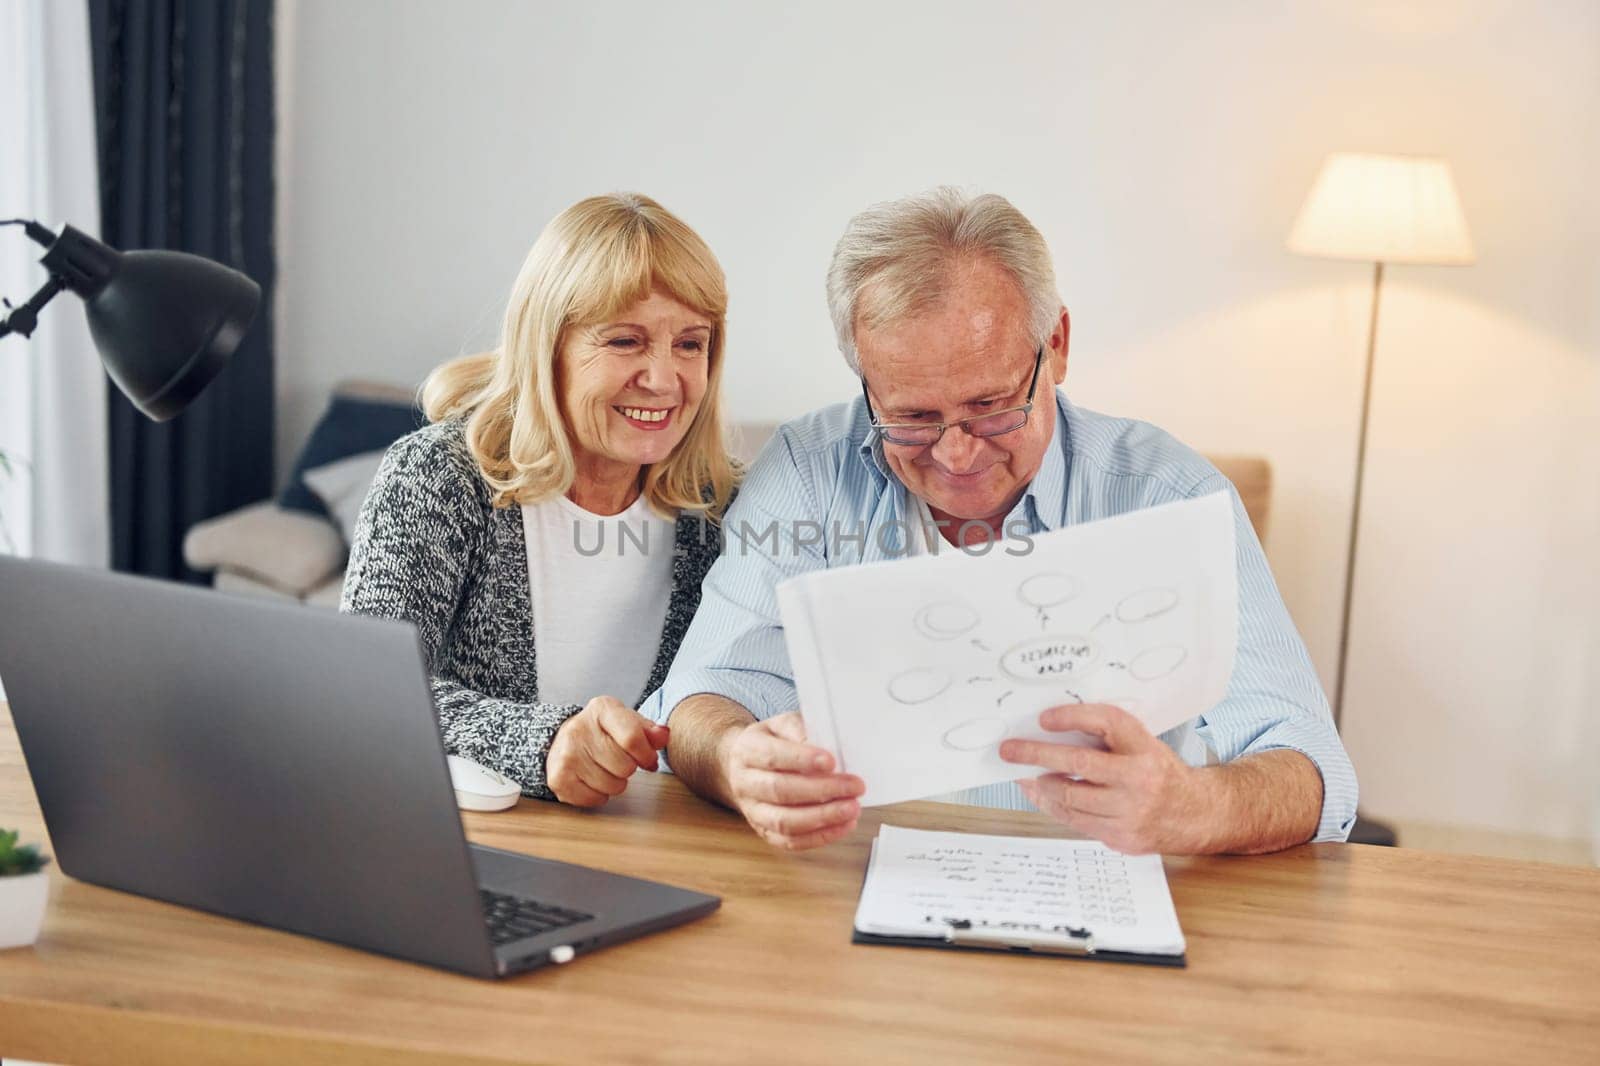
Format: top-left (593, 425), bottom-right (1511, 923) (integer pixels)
top-left (479, 888), bottom-right (593, 946)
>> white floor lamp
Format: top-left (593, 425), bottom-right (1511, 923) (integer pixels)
top-left (1287, 152), bottom-right (1475, 846)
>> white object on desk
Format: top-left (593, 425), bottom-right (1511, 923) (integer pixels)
top-left (778, 492), bottom-right (1238, 806)
top-left (854, 825), bottom-right (1186, 958)
top-left (446, 755), bottom-right (520, 812)
top-left (0, 868), bottom-right (49, 949)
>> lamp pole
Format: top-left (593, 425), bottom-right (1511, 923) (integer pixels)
top-left (1332, 261), bottom-right (1383, 727)
top-left (1333, 260), bottom-right (1399, 848)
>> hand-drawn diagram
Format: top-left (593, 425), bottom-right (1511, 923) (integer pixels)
top-left (893, 580), bottom-right (1191, 746)
top-left (1129, 644), bottom-right (1187, 681)
top-left (913, 601), bottom-right (981, 641)
top-left (887, 667), bottom-right (953, 705)
top-left (1016, 572), bottom-right (1083, 627)
top-left (1000, 635), bottom-right (1100, 683)
top-left (1116, 587), bottom-right (1180, 624)
top-left (941, 718), bottom-right (1008, 751)
top-left (786, 491), bottom-right (1237, 807)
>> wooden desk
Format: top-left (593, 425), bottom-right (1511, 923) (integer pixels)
top-left (1, 705), bottom-right (1596, 1065)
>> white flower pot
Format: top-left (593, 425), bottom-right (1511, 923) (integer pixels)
top-left (0, 870), bottom-right (49, 949)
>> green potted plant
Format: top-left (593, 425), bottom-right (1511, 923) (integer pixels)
top-left (0, 828), bottom-right (50, 949)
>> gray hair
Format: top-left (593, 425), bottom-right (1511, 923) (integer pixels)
top-left (825, 186), bottom-right (1061, 374)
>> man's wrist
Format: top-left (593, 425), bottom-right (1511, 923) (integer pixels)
top-left (1171, 763), bottom-right (1225, 854)
top-left (1178, 751), bottom-right (1323, 854)
top-left (664, 694), bottom-right (755, 811)
top-left (710, 715), bottom-right (750, 805)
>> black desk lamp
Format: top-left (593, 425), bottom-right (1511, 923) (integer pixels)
top-left (0, 219), bottom-right (260, 421)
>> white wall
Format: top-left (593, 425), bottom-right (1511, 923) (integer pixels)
top-left (276, 0), bottom-right (1600, 841)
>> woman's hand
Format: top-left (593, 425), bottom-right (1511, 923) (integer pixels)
top-left (547, 696), bottom-right (671, 807)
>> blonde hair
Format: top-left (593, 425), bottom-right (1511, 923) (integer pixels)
top-left (826, 186), bottom-right (1061, 374)
top-left (422, 193), bottom-right (735, 519)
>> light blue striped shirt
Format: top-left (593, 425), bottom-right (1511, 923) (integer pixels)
top-left (644, 390), bottom-right (1357, 843)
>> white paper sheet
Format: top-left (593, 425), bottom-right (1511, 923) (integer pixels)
top-left (778, 491), bottom-right (1237, 806)
top-left (854, 825), bottom-right (1186, 957)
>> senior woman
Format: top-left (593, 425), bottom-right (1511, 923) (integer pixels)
top-left (342, 193), bottom-right (736, 807)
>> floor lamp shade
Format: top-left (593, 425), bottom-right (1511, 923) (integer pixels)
top-left (1288, 153), bottom-right (1475, 265)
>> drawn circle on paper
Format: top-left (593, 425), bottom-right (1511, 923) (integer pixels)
top-left (1116, 586), bottom-right (1181, 624)
top-left (1000, 635), bottom-right (1100, 684)
top-left (1016, 572), bottom-right (1083, 609)
top-left (912, 601), bottom-right (981, 641)
top-left (1129, 644), bottom-right (1188, 681)
top-left (941, 717), bottom-right (1008, 751)
top-left (887, 668), bottom-right (952, 705)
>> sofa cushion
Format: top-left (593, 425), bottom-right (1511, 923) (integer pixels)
top-left (304, 574), bottom-right (347, 610)
top-left (184, 501), bottom-right (347, 594)
top-left (212, 568), bottom-right (304, 603)
top-left (278, 392), bottom-right (423, 519)
top-left (302, 449), bottom-right (388, 547)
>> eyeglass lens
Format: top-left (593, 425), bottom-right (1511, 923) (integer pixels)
top-left (879, 409), bottom-right (1029, 445)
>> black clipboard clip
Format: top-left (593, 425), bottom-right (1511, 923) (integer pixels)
top-left (941, 918), bottom-right (1096, 956)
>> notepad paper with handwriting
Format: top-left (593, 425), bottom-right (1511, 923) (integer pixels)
top-left (853, 825), bottom-right (1186, 962)
top-left (777, 491), bottom-right (1237, 807)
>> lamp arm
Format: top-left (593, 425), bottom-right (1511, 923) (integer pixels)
top-left (0, 218), bottom-right (70, 340)
top-left (0, 274), bottom-right (69, 341)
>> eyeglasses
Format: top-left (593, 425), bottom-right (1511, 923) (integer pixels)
top-left (863, 347), bottom-right (1044, 447)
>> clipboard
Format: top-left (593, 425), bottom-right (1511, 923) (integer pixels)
top-left (851, 920), bottom-right (1188, 968)
top-left (850, 828), bottom-right (1189, 968)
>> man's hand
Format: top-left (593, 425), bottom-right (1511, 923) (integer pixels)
top-left (547, 696), bottom-right (670, 808)
top-left (720, 711), bottom-right (865, 851)
top-left (999, 703), bottom-right (1212, 854)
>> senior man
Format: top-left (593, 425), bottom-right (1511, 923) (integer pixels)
top-left (643, 187), bottom-right (1356, 854)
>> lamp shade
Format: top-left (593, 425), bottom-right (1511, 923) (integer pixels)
top-left (34, 225), bottom-right (261, 422)
top-left (83, 250), bottom-right (261, 421)
top-left (1287, 153), bottom-right (1475, 265)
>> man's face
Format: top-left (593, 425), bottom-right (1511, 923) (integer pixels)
top-left (856, 257), bottom-right (1068, 527)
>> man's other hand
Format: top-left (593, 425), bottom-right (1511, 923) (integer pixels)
top-left (1000, 703), bottom-right (1211, 854)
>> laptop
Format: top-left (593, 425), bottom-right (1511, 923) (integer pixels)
top-left (0, 555), bottom-right (719, 978)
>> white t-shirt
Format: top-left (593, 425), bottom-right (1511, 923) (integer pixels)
top-left (521, 492), bottom-right (676, 707)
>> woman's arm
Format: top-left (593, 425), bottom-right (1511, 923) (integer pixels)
top-left (428, 681), bottom-right (581, 800)
top-left (340, 426), bottom-right (582, 800)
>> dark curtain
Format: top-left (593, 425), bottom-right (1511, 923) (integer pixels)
top-left (88, 0), bottom-right (276, 580)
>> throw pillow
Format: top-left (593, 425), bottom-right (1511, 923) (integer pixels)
top-left (301, 449), bottom-right (388, 547)
top-left (278, 393), bottom-right (423, 519)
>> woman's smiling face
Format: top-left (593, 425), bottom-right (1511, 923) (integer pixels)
top-left (557, 287), bottom-right (713, 483)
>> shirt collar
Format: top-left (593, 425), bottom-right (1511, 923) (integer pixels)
top-left (1023, 390), bottom-right (1072, 533)
top-left (855, 389), bottom-right (1074, 531)
top-left (855, 395), bottom-right (892, 478)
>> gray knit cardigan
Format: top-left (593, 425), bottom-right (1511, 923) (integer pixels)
top-left (341, 419), bottom-right (724, 800)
